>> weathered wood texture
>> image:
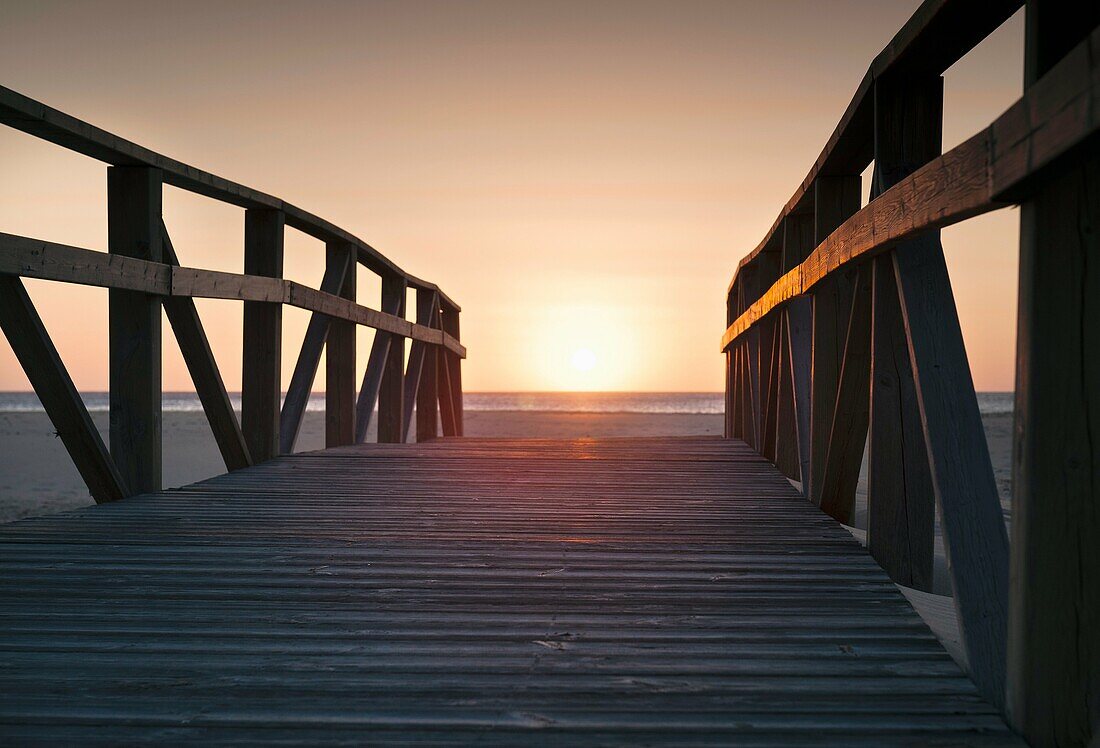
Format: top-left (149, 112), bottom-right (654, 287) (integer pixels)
top-left (817, 265), bottom-right (872, 524)
top-left (865, 77), bottom-right (939, 596)
top-left (415, 291), bottom-right (440, 443)
top-left (107, 166), bottom-right (163, 495)
top-left (1007, 3), bottom-right (1100, 744)
top-left (809, 176), bottom-right (861, 505)
top-left (161, 226), bottom-right (252, 472)
top-left (723, 23), bottom-right (1100, 348)
top-left (729, 0), bottom-right (1022, 284)
top-left (280, 249), bottom-right (352, 454)
top-left (0, 233), bottom-right (464, 357)
top-left (325, 242), bottom-right (357, 448)
top-left (867, 254), bottom-right (933, 592)
top-left (0, 437), bottom-right (1018, 745)
top-left (377, 275), bottom-right (406, 444)
top-left (241, 209), bottom-right (285, 463)
top-left (0, 85), bottom-right (458, 311)
top-left (0, 276), bottom-right (127, 503)
top-left (786, 297), bottom-right (812, 493)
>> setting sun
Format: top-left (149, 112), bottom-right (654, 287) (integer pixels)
top-left (571, 348), bottom-right (596, 372)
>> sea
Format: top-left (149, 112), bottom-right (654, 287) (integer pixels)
top-left (0, 391), bottom-right (1016, 415)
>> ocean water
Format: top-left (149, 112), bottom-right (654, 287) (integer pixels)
top-left (0, 391), bottom-right (1016, 415)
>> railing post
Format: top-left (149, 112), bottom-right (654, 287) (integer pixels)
top-left (877, 73), bottom-right (1008, 707)
top-left (868, 253), bottom-right (934, 591)
top-left (865, 78), bottom-right (939, 595)
top-left (809, 175), bottom-right (861, 504)
top-left (1008, 2), bottom-right (1100, 743)
top-left (441, 303), bottom-right (463, 436)
top-left (242, 208), bottom-right (284, 462)
top-left (775, 214), bottom-right (813, 480)
top-left (107, 166), bottom-right (163, 495)
top-left (325, 242), bottom-right (357, 447)
top-left (724, 291), bottom-right (735, 439)
top-left (787, 296), bottom-right (812, 495)
top-left (377, 273), bottom-right (406, 443)
top-left (415, 291), bottom-right (440, 442)
top-left (818, 264), bottom-right (872, 524)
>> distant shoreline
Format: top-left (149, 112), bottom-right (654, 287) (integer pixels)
top-left (0, 391), bottom-right (1016, 416)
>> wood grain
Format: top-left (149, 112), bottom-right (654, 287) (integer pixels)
top-left (377, 274), bottom-right (407, 444)
top-left (817, 265), bottom-right (871, 524)
top-left (894, 241), bottom-right (1009, 711)
top-left (325, 242), bottom-right (357, 448)
top-left (0, 436), bottom-right (1019, 745)
top-left (0, 84), bottom-right (459, 311)
top-left (107, 166), bottom-right (163, 495)
top-left (161, 225), bottom-right (251, 472)
top-left (0, 276), bottom-right (127, 503)
top-left (809, 176), bottom-right (861, 504)
top-left (241, 209), bottom-right (285, 463)
top-left (279, 247), bottom-right (352, 454)
top-left (722, 25), bottom-right (1100, 350)
top-left (1007, 5), bottom-right (1100, 743)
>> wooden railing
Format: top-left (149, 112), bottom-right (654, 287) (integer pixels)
top-left (0, 85), bottom-right (465, 503)
top-left (722, 0), bottom-right (1098, 742)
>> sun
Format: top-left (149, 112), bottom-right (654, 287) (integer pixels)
top-left (570, 348), bottom-right (596, 372)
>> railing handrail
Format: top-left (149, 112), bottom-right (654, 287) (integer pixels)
top-left (723, 23), bottom-right (1099, 349)
top-left (727, 0), bottom-right (1022, 296)
top-left (0, 84), bottom-right (466, 521)
top-left (0, 231), bottom-right (465, 357)
top-left (0, 84), bottom-right (459, 312)
top-left (720, 1), bottom-right (1100, 742)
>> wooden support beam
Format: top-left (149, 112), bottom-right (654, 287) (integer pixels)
top-left (415, 292), bottom-right (440, 443)
top-left (761, 316), bottom-right (780, 462)
top-left (724, 25), bottom-right (1100, 349)
top-left (1008, 3), bottom-right (1100, 743)
top-left (731, 345), bottom-right (744, 440)
top-left (279, 248), bottom-right (351, 454)
top-left (107, 166), bottom-right (162, 495)
top-left (867, 253), bottom-right (934, 591)
top-left (774, 318), bottom-right (799, 480)
top-left (241, 209), bottom-right (284, 462)
top-left (781, 213), bottom-right (814, 271)
top-left (402, 290), bottom-right (440, 444)
top-left (810, 175), bottom-right (861, 503)
top-left (161, 225), bottom-right (251, 472)
top-left (746, 327), bottom-right (761, 450)
top-left (865, 77), bottom-right (939, 593)
top-left (377, 274), bottom-right (406, 443)
top-left (895, 238), bottom-right (1010, 711)
top-left (775, 214), bottom-right (814, 479)
top-left (818, 264), bottom-right (872, 523)
top-left (876, 72), bottom-right (1007, 707)
top-left (725, 294), bottom-right (735, 439)
top-left (0, 275), bottom-right (127, 503)
top-left (723, 349), bottom-right (732, 439)
top-left (787, 297), bottom-right (813, 492)
top-left (437, 339), bottom-right (458, 437)
top-left (353, 290), bottom-right (402, 444)
top-left (325, 242), bottom-right (357, 448)
top-left (442, 305), bottom-right (463, 436)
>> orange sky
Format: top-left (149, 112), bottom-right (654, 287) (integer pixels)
top-left (0, 1), bottom-right (1023, 393)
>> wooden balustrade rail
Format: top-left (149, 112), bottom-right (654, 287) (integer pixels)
top-left (0, 85), bottom-right (465, 505)
top-left (721, 1), bottom-right (1099, 744)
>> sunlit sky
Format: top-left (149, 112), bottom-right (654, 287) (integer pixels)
top-left (0, 1), bottom-right (1023, 393)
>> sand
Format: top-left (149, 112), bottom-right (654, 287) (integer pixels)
top-left (0, 410), bottom-right (1009, 538)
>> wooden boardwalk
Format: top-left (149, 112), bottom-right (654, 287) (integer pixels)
top-left (0, 436), bottom-right (1017, 745)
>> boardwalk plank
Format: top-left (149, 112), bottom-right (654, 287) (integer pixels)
top-left (0, 436), bottom-right (1017, 745)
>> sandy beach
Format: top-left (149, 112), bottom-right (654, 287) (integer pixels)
top-left (0, 408), bottom-right (1009, 528)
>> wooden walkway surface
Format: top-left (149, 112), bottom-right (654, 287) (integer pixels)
top-left (0, 436), bottom-right (1019, 745)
